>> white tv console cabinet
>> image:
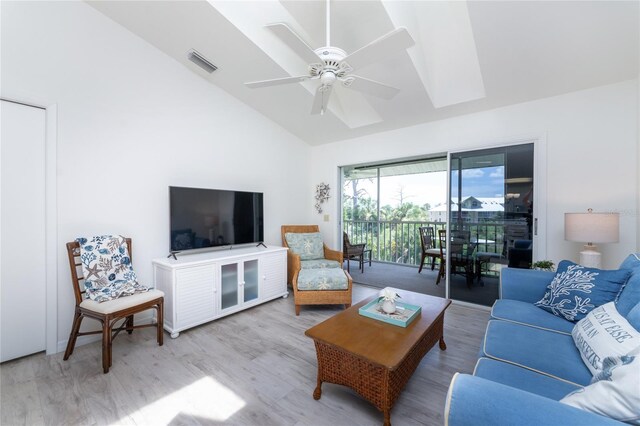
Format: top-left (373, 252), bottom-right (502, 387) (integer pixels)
top-left (152, 245), bottom-right (288, 338)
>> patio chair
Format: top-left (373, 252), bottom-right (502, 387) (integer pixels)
top-left (418, 226), bottom-right (443, 274)
top-left (438, 229), bottom-right (477, 287)
top-left (343, 232), bottom-right (367, 273)
top-left (475, 238), bottom-right (507, 285)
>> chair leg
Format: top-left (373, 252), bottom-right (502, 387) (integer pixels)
top-left (126, 315), bottom-right (134, 335)
top-left (345, 304), bottom-right (351, 309)
top-left (295, 305), bottom-right (301, 316)
top-left (418, 254), bottom-right (426, 273)
top-left (346, 258), bottom-right (350, 273)
top-left (101, 319), bottom-right (110, 374)
top-left (466, 265), bottom-right (474, 288)
top-left (431, 257), bottom-right (436, 271)
top-left (156, 301), bottom-right (164, 346)
top-left (436, 261), bottom-right (445, 285)
top-left (63, 310), bottom-right (83, 360)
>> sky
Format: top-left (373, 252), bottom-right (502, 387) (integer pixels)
top-left (345, 166), bottom-right (505, 208)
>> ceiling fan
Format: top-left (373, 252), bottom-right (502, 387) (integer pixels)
top-left (244, 0), bottom-right (415, 115)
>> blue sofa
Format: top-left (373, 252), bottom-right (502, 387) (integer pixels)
top-left (445, 256), bottom-right (640, 425)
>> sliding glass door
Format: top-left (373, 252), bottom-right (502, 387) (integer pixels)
top-left (448, 144), bottom-right (534, 306)
top-left (342, 158), bottom-right (447, 266)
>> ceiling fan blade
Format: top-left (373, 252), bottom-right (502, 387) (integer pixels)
top-left (342, 76), bottom-right (400, 100)
top-left (311, 85), bottom-right (333, 115)
top-left (343, 27), bottom-right (414, 71)
top-left (245, 75), bottom-right (311, 88)
top-left (266, 23), bottom-right (324, 65)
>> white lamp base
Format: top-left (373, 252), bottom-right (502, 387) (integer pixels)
top-left (579, 245), bottom-right (601, 268)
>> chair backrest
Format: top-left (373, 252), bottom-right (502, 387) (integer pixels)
top-left (438, 229), bottom-right (447, 256)
top-left (451, 229), bottom-right (471, 255)
top-left (439, 229), bottom-right (474, 257)
top-left (419, 227), bottom-right (435, 252)
top-left (504, 223), bottom-right (529, 251)
top-left (66, 238), bottom-right (133, 306)
top-left (343, 232), bottom-right (350, 252)
top-left (281, 225), bottom-right (320, 248)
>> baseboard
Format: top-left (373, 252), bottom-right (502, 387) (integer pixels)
top-left (56, 311), bottom-right (155, 353)
top-left (451, 299), bottom-right (492, 311)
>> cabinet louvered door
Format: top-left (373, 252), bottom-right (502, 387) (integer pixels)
top-left (175, 264), bottom-right (217, 330)
top-left (261, 251), bottom-right (287, 301)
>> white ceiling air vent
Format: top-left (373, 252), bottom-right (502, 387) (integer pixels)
top-left (187, 49), bottom-right (218, 73)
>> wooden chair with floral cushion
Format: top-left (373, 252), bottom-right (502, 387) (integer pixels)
top-left (281, 225), bottom-right (352, 315)
top-left (64, 235), bottom-right (164, 373)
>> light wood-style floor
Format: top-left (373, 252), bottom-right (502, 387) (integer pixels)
top-left (1, 285), bottom-right (489, 426)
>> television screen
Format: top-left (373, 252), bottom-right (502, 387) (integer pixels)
top-left (169, 186), bottom-right (264, 252)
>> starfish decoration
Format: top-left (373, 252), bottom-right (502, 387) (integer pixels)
top-left (85, 263), bottom-right (101, 280)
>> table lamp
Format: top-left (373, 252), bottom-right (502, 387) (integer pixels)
top-left (564, 209), bottom-right (619, 268)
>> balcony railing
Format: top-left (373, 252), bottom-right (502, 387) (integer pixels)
top-left (343, 220), bottom-right (512, 270)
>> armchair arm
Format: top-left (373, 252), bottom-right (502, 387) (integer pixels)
top-left (286, 249), bottom-right (301, 286)
top-left (324, 245), bottom-right (343, 263)
top-left (446, 374), bottom-right (621, 426)
top-left (500, 267), bottom-right (555, 303)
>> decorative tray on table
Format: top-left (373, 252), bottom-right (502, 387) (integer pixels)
top-left (358, 297), bottom-right (422, 327)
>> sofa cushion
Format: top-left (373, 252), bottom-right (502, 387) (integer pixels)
top-left (535, 260), bottom-right (630, 322)
top-left (627, 303), bottom-right (640, 332)
top-left (300, 259), bottom-right (341, 269)
top-left (571, 301), bottom-right (640, 375)
top-left (482, 320), bottom-right (592, 386)
top-left (616, 254), bottom-right (640, 318)
top-left (561, 346), bottom-right (640, 424)
top-left (285, 232), bottom-right (325, 260)
top-left (445, 374), bottom-right (623, 426)
top-left (491, 299), bottom-right (573, 335)
top-left (474, 357), bottom-right (580, 400)
top-left (296, 268), bottom-right (348, 291)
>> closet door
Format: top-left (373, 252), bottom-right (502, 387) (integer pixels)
top-left (1, 100), bottom-right (47, 362)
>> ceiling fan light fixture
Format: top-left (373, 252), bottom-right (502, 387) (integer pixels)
top-left (320, 71), bottom-right (337, 86)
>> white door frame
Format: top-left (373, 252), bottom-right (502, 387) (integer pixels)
top-left (1, 96), bottom-right (58, 356)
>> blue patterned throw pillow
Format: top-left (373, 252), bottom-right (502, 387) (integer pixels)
top-left (535, 260), bottom-right (631, 322)
top-left (77, 235), bottom-right (149, 302)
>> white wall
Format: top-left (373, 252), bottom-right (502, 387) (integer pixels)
top-left (310, 80), bottom-right (639, 268)
top-left (1, 1), bottom-right (311, 349)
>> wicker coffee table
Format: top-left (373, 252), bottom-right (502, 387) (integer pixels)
top-left (305, 288), bottom-right (451, 426)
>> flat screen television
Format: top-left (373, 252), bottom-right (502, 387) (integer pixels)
top-left (169, 186), bottom-right (264, 252)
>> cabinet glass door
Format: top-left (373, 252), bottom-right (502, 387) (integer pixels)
top-left (243, 259), bottom-right (259, 302)
top-left (221, 263), bottom-right (239, 310)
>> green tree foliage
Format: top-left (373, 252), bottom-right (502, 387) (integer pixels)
top-left (343, 180), bottom-right (431, 222)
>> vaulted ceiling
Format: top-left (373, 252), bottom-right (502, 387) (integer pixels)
top-left (89, 1), bottom-right (639, 145)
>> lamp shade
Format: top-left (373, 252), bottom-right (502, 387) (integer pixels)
top-left (564, 211), bottom-right (619, 244)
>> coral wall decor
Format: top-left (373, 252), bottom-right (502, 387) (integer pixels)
top-left (315, 183), bottom-right (330, 213)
